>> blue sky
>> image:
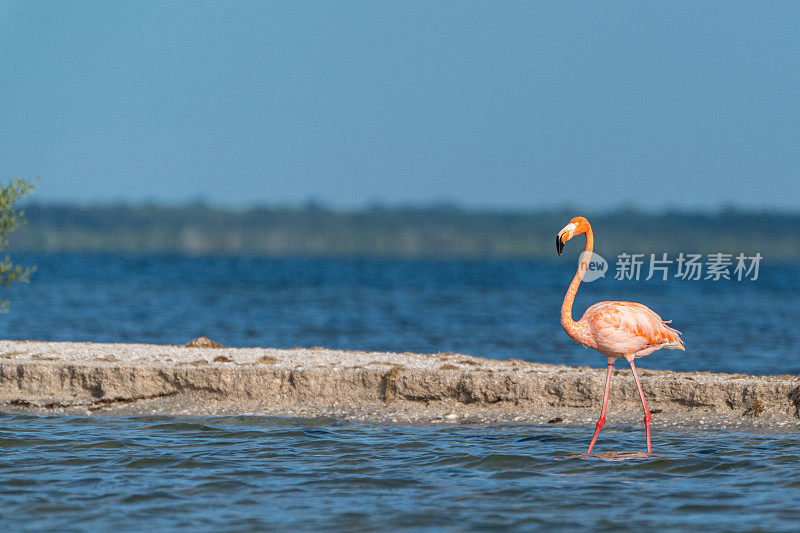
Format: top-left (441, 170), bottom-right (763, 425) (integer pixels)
top-left (2, 1), bottom-right (799, 209)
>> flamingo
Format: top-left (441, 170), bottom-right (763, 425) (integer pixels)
top-left (556, 216), bottom-right (684, 454)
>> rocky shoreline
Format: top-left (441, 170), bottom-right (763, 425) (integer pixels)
top-left (0, 339), bottom-right (798, 431)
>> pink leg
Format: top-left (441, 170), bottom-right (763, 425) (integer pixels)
top-left (587, 362), bottom-right (614, 454)
top-left (628, 359), bottom-right (652, 453)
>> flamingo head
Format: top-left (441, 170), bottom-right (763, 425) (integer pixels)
top-left (556, 216), bottom-right (590, 256)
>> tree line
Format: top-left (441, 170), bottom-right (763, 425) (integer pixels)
top-left (8, 202), bottom-right (797, 260)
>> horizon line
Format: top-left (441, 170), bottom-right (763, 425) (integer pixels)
top-left (16, 198), bottom-right (800, 217)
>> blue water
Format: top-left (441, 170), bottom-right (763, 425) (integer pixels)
top-left (1, 253), bottom-right (798, 374)
top-left (2, 415), bottom-right (799, 532)
top-left (1, 254), bottom-right (799, 531)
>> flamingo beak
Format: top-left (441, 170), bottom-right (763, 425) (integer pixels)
top-left (556, 222), bottom-right (577, 256)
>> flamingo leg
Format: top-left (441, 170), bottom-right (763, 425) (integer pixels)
top-left (628, 359), bottom-right (652, 454)
top-left (587, 361), bottom-right (614, 454)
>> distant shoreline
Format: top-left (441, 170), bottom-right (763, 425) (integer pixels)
top-left (1, 339), bottom-right (797, 430)
top-left (8, 203), bottom-right (796, 258)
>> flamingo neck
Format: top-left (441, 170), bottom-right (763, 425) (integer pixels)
top-left (561, 227), bottom-right (593, 341)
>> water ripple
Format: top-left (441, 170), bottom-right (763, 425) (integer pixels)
top-left (1, 414), bottom-right (797, 531)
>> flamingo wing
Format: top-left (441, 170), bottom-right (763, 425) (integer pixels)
top-left (580, 301), bottom-right (684, 358)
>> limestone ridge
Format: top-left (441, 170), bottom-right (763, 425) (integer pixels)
top-left (0, 340), bottom-right (797, 430)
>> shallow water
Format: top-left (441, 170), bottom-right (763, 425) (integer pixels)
top-left (0, 254), bottom-right (798, 530)
top-left (1, 414), bottom-right (799, 532)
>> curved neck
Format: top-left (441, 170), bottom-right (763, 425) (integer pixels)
top-left (561, 226), bottom-right (593, 338)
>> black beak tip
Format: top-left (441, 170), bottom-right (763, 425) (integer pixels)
top-left (556, 235), bottom-right (564, 256)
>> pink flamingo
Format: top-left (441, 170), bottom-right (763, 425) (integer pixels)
top-left (556, 216), bottom-right (684, 454)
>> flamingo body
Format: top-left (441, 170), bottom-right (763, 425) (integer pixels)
top-left (556, 216), bottom-right (684, 454)
top-left (576, 300), bottom-right (684, 360)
